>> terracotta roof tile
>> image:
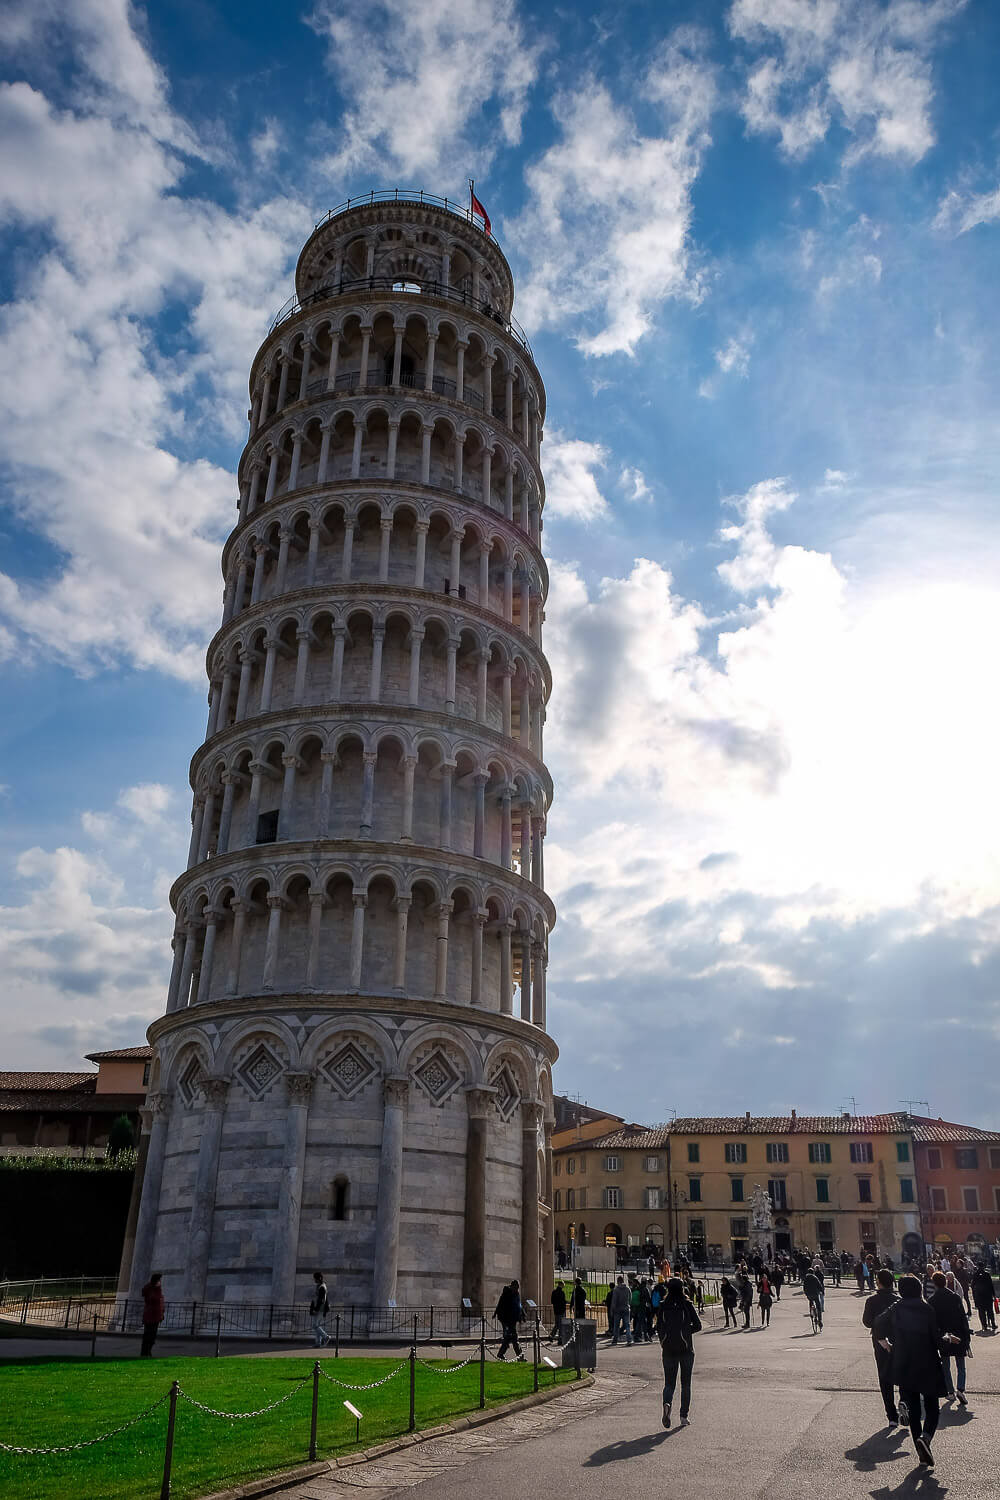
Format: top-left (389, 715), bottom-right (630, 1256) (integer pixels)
top-left (84, 1046), bottom-right (152, 1062)
top-left (0, 1072), bottom-right (96, 1093)
top-left (910, 1117), bottom-right (1000, 1144)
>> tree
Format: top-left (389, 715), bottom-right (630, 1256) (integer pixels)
top-left (106, 1115), bottom-right (136, 1158)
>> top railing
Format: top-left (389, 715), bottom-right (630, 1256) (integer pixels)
top-left (267, 274), bottom-right (533, 358)
top-left (310, 189), bottom-right (502, 249)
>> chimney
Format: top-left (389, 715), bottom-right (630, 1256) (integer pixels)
top-left (791, 1109), bottom-right (797, 1120)
top-left (842, 1110), bottom-right (850, 1119)
top-left (745, 1111), bottom-right (751, 1122)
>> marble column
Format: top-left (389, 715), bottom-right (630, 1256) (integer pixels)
top-left (185, 1078), bottom-right (229, 1305)
top-left (499, 922), bottom-right (513, 1016)
top-left (393, 897), bottom-right (410, 991)
top-left (126, 1092), bottom-right (173, 1302)
top-left (462, 1087), bottom-right (492, 1311)
top-left (116, 1102), bottom-right (152, 1297)
top-left (433, 901), bottom-right (452, 999)
top-left (225, 901), bottom-right (247, 994)
top-left (349, 893), bottom-right (366, 990)
top-left (262, 895), bottom-right (284, 991)
top-left (372, 1077), bottom-right (410, 1306)
top-left (306, 891), bottom-right (325, 988)
top-left (520, 1100), bottom-right (543, 1306)
top-left (270, 1072), bottom-right (314, 1305)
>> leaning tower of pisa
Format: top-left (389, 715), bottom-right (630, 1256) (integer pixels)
top-left (125, 191), bottom-right (556, 1314)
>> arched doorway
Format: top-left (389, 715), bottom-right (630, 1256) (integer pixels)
top-left (773, 1216), bottom-right (792, 1253)
top-left (901, 1231), bottom-right (923, 1264)
top-left (604, 1222), bottom-right (622, 1247)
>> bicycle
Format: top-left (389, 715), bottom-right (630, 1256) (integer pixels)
top-left (808, 1299), bottom-right (822, 1334)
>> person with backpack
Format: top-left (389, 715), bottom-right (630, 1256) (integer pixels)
top-left (309, 1271), bottom-right (331, 1347)
top-left (863, 1268), bottom-right (900, 1425)
top-left (548, 1279), bottom-right (567, 1344)
top-left (874, 1275), bottom-right (947, 1467)
top-left (720, 1276), bottom-right (739, 1329)
top-left (139, 1272), bottom-right (165, 1357)
top-left (736, 1270), bottom-right (754, 1329)
top-left (608, 1275), bottom-right (633, 1345)
top-left (495, 1280), bottom-right (526, 1360)
top-left (656, 1277), bottom-right (702, 1428)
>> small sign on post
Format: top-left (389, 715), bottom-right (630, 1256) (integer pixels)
top-left (344, 1399), bottom-right (362, 1445)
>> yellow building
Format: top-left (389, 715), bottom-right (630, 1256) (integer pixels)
top-left (552, 1113), bottom-right (923, 1264)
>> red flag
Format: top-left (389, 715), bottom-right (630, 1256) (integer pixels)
top-left (469, 181), bottom-right (491, 237)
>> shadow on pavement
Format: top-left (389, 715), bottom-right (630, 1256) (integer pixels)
top-left (869, 1469), bottom-right (949, 1498)
top-left (584, 1431), bottom-right (673, 1465)
top-left (844, 1428), bottom-right (909, 1473)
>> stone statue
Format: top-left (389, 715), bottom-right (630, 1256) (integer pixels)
top-left (751, 1182), bottom-right (773, 1233)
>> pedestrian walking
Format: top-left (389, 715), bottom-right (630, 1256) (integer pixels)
top-left (771, 1264), bottom-right (784, 1301)
top-left (971, 1264), bottom-right (996, 1332)
top-left (608, 1275), bottom-right (633, 1345)
top-left (309, 1271), bottom-right (331, 1347)
top-left (656, 1276), bottom-right (702, 1428)
top-left (758, 1274), bottom-right (773, 1327)
top-left (802, 1267), bottom-right (824, 1330)
top-left (737, 1271), bottom-right (754, 1329)
top-left (953, 1259), bottom-right (972, 1316)
top-left (930, 1271), bottom-right (971, 1405)
top-left (720, 1275), bottom-right (738, 1328)
top-left (863, 1269), bottom-right (900, 1425)
top-left (139, 1273), bottom-right (165, 1357)
top-left (875, 1275), bottom-right (948, 1468)
top-left (548, 1279), bottom-right (567, 1343)
top-left (495, 1280), bottom-right (526, 1360)
top-left (571, 1276), bottom-right (587, 1320)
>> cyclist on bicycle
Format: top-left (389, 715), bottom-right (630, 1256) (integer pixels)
top-left (803, 1267), bottom-right (824, 1331)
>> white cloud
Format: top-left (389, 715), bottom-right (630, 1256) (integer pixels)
top-left (934, 184), bottom-right (1000, 235)
top-left (542, 435), bottom-right (611, 523)
top-left (0, 20), bottom-right (308, 680)
top-left (823, 468), bottom-right (848, 487)
top-left (307, 0), bottom-right (539, 181)
top-left (699, 330), bottom-right (754, 397)
top-left (512, 31), bottom-right (716, 355)
top-left (729, 0), bottom-right (965, 166)
top-left (620, 466), bottom-right (653, 504)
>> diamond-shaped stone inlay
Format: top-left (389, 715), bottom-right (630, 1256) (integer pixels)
top-left (414, 1047), bottom-right (461, 1105)
top-left (178, 1056), bottom-right (205, 1107)
top-left (490, 1064), bottom-right (520, 1122)
top-left (237, 1042), bottom-right (284, 1099)
top-left (322, 1042), bottom-right (376, 1100)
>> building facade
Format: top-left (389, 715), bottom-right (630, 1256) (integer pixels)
top-left (0, 1048), bottom-right (149, 1156)
top-left (554, 1114), bottom-right (928, 1263)
top-left (127, 192), bottom-right (557, 1312)
top-left (912, 1119), bottom-right (1000, 1256)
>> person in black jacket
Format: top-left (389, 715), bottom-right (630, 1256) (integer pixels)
top-left (720, 1276), bottom-right (738, 1328)
top-left (495, 1280), bottom-right (526, 1361)
top-left (656, 1277), bottom-right (702, 1428)
top-left (548, 1280), bottom-right (567, 1343)
top-left (875, 1275), bottom-right (947, 1467)
top-left (971, 1264), bottom-right (996, 1332)
top-left (862, 1269), bottom-right (899, 1424)
top-left (930, 1271), bottom-right (971, 1404)
top-left (571, 1277), bottom-right (587, 1320)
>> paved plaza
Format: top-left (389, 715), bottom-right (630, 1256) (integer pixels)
top-left (282, 1283), bottom-right (999, 1500)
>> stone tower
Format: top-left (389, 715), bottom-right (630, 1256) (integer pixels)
top-left (125, 191), bottom-right (556, 1314)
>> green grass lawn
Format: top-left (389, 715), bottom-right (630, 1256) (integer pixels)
top-left (0, 1353), bottom-right (575, 1500)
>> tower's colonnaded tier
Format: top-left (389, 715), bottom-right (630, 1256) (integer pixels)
top-left (122, 191), bottom-right (557, 1313)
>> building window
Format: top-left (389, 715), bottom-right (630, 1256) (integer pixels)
top-left (730, 1218), bottom-right (749, 1239)
top-left (808, 1143), bottom-right (832, 1164)
top-left (580, 1156), bottom-right (586, 1174)
top-left (990, 1148), bottom-right (1000, 1171)
top-left (994, 1186), bottom-right (1000, 1212)
top-left (850, 1142), bottom-right (874, 1164)
top-left (644, 1156), bottom-right (661, 1172)
top-left (604, 1155), bottom-right (621, 1172)
top-left (567, 1158), bottom-right (576, 1174)
top-left (857, 1177), bottom-right (872, 1203)
top-left (927, 1148), bottom-right (942, 1170)
top-left (330, 1176), bottom-right (349, 1221)
top-left (645, 1187), bottom-right (660, 1210)
top-left (815, 1177), bottom-right (830, 1203)
top-left (963, 1187), bottom-right (980, 1211)
top-left (955, 1148), bottom-right (979, 1170)
top-left (554, 1158), bottom-right (561, 1176)
top-left (929, 1186), bottom-right (947, 1211)
top-left (900, 1178), bottom-right (915, 1203)
top-left (766, 1143), bottom-right (789, 1164)
top-left (553, 1190), bottom-right (562, 1212)
top-left (896, 1141), bottom-right (910, 1163)
top-left (578, 1189), bottom-right (587, 1209)
top-left (687, 1142), bottom-right (700, 1163)
top-left (566, 1189), bottom-right (575, 1210)
top-left (817, 1219), bottom-right (834, 1250)
top-left (688, 1218), bottom-right (705, 1238)
top-left (731, 1177), bottom-right (744, 1202)
top-left (604, 1187), bottom-right (622, 1209)
top-left (688, 1177), bottom-right (702, 1202)
top-left (256, 809), bottom-right (279, 844)
top-left (142, 1062), bottom-right (151, 1087)
top-left (725, 1143), bottom-right (747, 1164)
top-left (768, 1179), bottom-right (787, 1210)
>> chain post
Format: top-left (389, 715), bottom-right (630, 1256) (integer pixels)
top-left (64, 1297), bottom-right (72, 1330)
top-left (334, 1313), bottom-right (340, 1358)
top-left (190, 1301), bottom-right (197, 1338)
top-left (91, 1312), bottom-right (98, 1360)
top-left (215, 1312), bottom-right (222, 1358)
top-left (574, 1319), bottom-right (581, 1380)
top-left (309, 1361), bottom-right (320, 1461)
top-left (268, 1303), bottom-right (274, 1341)
top-left (479, 1318), bottom-right (486, 1409)
top-left (408, 1339), bottom-right (416, 1432)
top-left (159, 1380), bottom-right (179, 1500)
top-left (532, 1318), bottom-right (539, 1393)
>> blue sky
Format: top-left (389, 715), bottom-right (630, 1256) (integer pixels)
top-left (2, 0), bottom-right (1000, 1124)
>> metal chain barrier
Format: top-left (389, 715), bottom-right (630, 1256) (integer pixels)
top-left (318, 1359), bottom-right (409, 1391)
top-left (177, 1373), bottom-right (312, 1420)
top-left (0, 1391), bottom-right (171, 1454)
top-left (415, 1349), bottom-right (480, 1373)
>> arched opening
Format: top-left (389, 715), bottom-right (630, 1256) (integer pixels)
top-left (330, 1176), bottom-right (350, 1221)
top-left (604, 1223), bottom-right (622, 1247)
